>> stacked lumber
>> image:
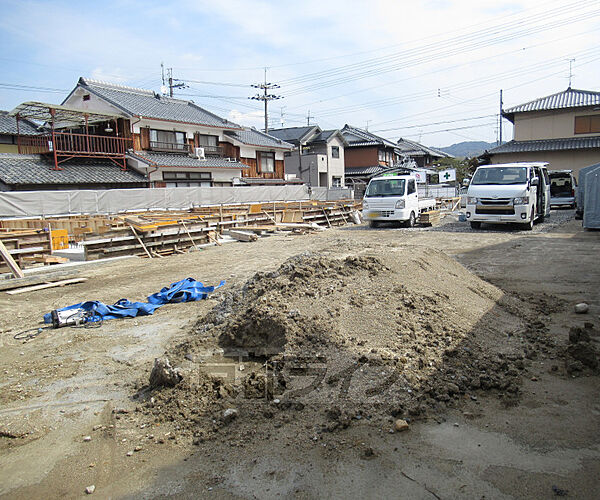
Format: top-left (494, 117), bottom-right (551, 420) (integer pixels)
top-left (0, 230), bottom-right (52, 274)
top-left (418, 210), bottom-right (441, 226)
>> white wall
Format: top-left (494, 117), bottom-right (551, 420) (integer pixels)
top-left (63, 86), bottom-right (125, 117)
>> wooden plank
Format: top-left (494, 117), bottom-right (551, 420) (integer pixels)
top-left (180, 221), bottom-right (200, 251)
top-left (129, 225), bottom-right (153, 259)
top-left (223, 230), bottom-right (258, 242)
top-left (5, 278), bottom-right (88, 295)
top-left (0, 239), bottom-right (24, 278)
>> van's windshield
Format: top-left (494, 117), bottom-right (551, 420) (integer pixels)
top-left (365, 179), bottom-right (406, 197)
top-left (471, 167), bottom-right (528, 185)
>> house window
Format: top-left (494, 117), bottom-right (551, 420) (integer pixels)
top-left (163, 171), bottom-right (211, 187)
top-left (378, 150), bottom-right (385, 162)
top-left (331, 146), bottom-right (340, 158)
top-left (82, 94), bottom-right (90, 101)
top-left (150, 129), bottom-right (187, 152)
top-left (574, 115), bottom-right (600, 134)
top-left (259, 152), bottom-right (275, 173)
top-left (332, 176), bottom-right (342, 187)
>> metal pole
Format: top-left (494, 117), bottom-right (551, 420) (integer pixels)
top-left (50, 108), bottom-right (59, 170)
top-left (499, 89), bottom-right (503, 145)
top-left (16, 113), bottom-right (21, 154)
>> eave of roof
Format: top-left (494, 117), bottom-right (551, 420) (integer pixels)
top-left (128, 151), bottom-right (250, 169)
top-left (487, 136), bottom-right (600, 154)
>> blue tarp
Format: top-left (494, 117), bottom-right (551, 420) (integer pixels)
top-left (43, 277), bottom-right (225, 324)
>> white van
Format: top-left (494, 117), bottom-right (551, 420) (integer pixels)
top-left (465, 162), bottom-right (551, 230)
top-left (362, 175), bottom-right (436, 227)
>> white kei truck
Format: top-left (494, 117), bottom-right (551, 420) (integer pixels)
top-left (465, 162), bottom-right (551, 230)
top-left (362, 174), bottom-right (436, 228)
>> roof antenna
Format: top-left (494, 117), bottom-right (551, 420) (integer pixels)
top-left (567, 58), bottom-right (575, 89)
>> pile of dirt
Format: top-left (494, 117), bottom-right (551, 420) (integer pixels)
top-left (131, 248), bottom-right (563, 445)
top-left (565, 323), bottom-right (599, 375)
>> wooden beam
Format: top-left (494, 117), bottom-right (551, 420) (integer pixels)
top-left (0, 239), bottom-right (24, 278)
top-left (5, 278), bottom-right (87, 295)
top-left (129, 225), bottom-right (152, 259)
top-left (180, 220), bottom-right (200, 251)
top-left (0, 270), bottom-right (80, 291)
top-left (223, 230), bottom-right (258, 242)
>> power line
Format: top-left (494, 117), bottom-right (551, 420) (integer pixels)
top-left (279, 2), bottom-right (599, 96)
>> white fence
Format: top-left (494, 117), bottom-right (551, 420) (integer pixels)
top-left (310, 187), bottom-right (354, 201)
top-left (0, 185), bottom-right (311, 217)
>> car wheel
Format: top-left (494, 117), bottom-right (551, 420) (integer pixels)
top-left (522, 208), bottom-right (534, 230)
top-left (470, 221), bottom-right (481, 229)
top-left (405, 211), bottom-right (416, 228)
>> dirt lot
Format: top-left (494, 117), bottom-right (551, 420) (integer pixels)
top-left (0, 210), bottom-right (599, 499)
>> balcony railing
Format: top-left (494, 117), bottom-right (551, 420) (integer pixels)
top-left (18, 132), bottom-right (131, 156)
top-left (149, 140), bottom-right (191, 153)
top-left (196, 145), bottom-right (224, 157)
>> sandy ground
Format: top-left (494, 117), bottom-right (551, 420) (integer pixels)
top-left (0, 209), bottom-right (598, 499)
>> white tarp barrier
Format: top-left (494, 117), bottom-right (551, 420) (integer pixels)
top-left (310, 187), bottom-right (354, 201)
top-left (0, 185), bottom-right (310, 217)
top-left (577, 163), bottom-right (600, 213)
top-left (583, 166), bottom-right (600, 229)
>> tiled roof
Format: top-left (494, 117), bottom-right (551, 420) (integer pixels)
top-left (224, 128), bottom-right (293, 149)
top-left (310, 130), bottom-right (341, 143)
top-left (396, 138), bottom-right (452, 158)
top-left (75, 78), bottom-right (241, 129)
top-left (503, 88), bottom-right (600, 119)
top-left (345, 165), bottom-right (386, 176)
top-left (488, 136), bottom-right (600, 154)
top-left (129, 151), bottom-right (249, 169)
top-left (0, 111), bottom-right (41, 136)
top-left (0, 154), bottom-right (147, 186)
top-left (268, 126), bottom-right (319, 145)
top-left (341, 125), bottom-right (398, 149)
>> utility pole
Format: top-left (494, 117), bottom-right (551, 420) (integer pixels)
top-left (567, 58), bottom-right (576, 88)
top-left (306, 110), bottom-right (314, 126)
top-left (499, 89), bottom-right (503, 146)
top-left (365, 120), bottom-right (371, 131)
top-left (161, 65), bottom-right (186, 97)
top-left (280, 106), bottom-right (286, 128)
top-left (249, 68), bottom-right (282, 133)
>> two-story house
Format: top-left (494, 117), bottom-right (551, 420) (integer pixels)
top-left (340, 125), bottom-right (404, 185)
top-left (484, 88), bottom-right (600, 178)
top-left (268, 126), bottom-right (347, 187)
top-left (59, 78), bottom-right (294, 187)
top-left (396, 137), bottom-right (452, 167)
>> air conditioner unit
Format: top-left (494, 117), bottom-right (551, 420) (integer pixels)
top-left (193, 147), bottom-right (205, 159)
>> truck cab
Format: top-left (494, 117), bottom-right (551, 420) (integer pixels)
top-left (362, 174), bottom-right (436, 228)
top-left (465, 162), bottom-right (551, 230)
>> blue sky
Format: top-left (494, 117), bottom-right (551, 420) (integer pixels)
top-left (1, 0), bottom-right (599, 148)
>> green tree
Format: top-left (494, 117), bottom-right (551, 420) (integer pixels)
top-left (432, 157), bottom-right (477, 184)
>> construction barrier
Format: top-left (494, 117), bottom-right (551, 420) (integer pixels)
top-left (0, 185), bottom-right (310, 217)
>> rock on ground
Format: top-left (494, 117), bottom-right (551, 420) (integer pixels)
top-left (149, 358), bottom-right (182, 388)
